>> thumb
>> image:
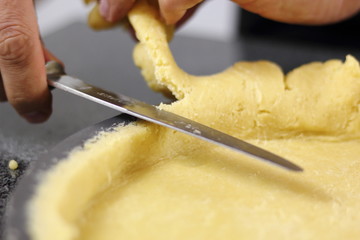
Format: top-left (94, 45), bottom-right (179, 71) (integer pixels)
top-left (0, 0), bottom-right (52, 123)
top-left (159, 0), bottom-right (203, 25)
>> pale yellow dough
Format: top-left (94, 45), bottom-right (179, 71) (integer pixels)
top-left (8, 159), bottom-right (18, 170)
top-left (29, 1), bottom-right (360, 240)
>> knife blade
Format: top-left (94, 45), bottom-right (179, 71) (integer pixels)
top-left (46, 61), bottom-right (303, 172)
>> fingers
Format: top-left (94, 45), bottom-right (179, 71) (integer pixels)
top-left (43, 47), bottom-right (62, 65)
top-left (88, 3), bottom-right (119, 30)
top-left (0, 74), bottom-right (6, 102)
top-left (175, 3), bottom-right (201, 29)
top-left (98, 0), bottom-right (203, 25)
top-left (159, 0), bottom-right (204, 24)
top-left (96, 0), bottom-right (203, 30)
top-left (99, 0), bottom-right (136, 22)
top-left (0, 0), bottom-right (52, 123)
top-left (233, 0), bottom-right (360, 25)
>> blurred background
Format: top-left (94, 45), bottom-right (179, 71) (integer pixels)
top-left (35, 0), bottom-right (360, 72)
top-left (35, 0), bottom-right (238, 41)
top-left (2, 1), bottom-right (360, 237)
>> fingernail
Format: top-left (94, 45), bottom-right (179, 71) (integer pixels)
top-left (23, 111), bottom-right (49, 124)
top-left (99, 0), bottom-right (110, 20)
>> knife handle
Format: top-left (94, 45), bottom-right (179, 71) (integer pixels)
top-left (46, 61), bottom-right (66, 77)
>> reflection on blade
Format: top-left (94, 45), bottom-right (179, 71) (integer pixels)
top-left (46, 61), bottom-right (303, 172)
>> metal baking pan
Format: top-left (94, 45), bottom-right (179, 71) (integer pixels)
top-left (5, 114), bottom-right (137, 240)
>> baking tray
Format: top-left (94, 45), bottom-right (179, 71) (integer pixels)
top-left (4, 114), bottom-right (137, 240)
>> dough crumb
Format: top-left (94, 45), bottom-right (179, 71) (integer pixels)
top-left (8, 159), bottom-right (18, 170)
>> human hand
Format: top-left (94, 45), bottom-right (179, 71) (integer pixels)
top-left (0, 0), bottom-right (58, 123)
top-left (234, 0), bottom-right (360, 25)
top-left (97, 0), bottom-right (359, 26)
top-left (97, 0), bottom-right (203, 25)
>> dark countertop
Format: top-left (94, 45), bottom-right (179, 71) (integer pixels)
top-left (1, 21), bottom-right (359, 234)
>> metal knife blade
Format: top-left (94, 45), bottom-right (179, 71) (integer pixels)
top-left (46, 61), bottom-right (303, 172)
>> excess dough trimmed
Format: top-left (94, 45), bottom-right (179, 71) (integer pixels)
top-left (29, 1), bottom-right (360, 240)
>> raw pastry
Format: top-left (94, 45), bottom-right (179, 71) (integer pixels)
top-left (29, 1), bottom-right (360, 240)
top-left (8, 159), bottom-right (18, 170)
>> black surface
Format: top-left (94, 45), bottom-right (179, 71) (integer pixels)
top-left (1, 19), bottom-right (360, 236)
top-left (239, 10), bottom-right (360, 47)
top-left (5, 114), bottom-right (136, 240)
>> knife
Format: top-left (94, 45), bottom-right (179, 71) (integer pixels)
top-left (46, 61), bottom-right (303, 172)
